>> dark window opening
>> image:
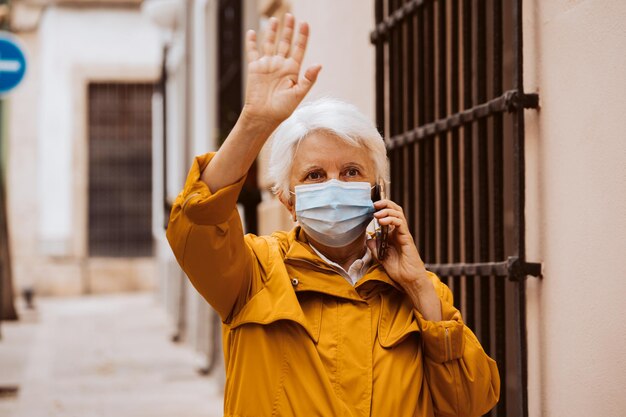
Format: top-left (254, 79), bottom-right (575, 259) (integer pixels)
top-left (88, 82), bottom-right (155, 257)
top-left (217, 0), bottom-right (261, 235)
top-left (371, 0), bottom-right (540, 416)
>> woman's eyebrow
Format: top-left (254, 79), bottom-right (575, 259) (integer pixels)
top-left (299, 164), bottom-right (324, 173)
top-left (342, 162), bottom-right (366, 169)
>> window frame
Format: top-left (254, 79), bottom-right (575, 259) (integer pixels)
top-left (371, 0), bottom-right (541, 415)
top-left (87, 82), bottom-right (155, 258)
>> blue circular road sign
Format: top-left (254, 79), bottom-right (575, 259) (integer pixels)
top-left (0, 32), bottom-right (27, 96)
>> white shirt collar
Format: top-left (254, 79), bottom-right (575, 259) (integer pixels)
top-left (309, 244), bottom-right (372, 286)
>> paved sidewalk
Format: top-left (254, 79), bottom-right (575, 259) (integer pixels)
top-left (0, 294), bottom-right (223, 417)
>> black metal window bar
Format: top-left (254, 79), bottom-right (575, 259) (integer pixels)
top-left (371, 1), bottom-right (540, 416)
top-left (88, 83), bottom-right (155, 257)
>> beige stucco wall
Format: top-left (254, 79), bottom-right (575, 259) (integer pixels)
top-left (257, 0), bottom-right (376, 235)
top-left (524, 0), bottom-right (626, 416)
top-left (290, 0), bottom-right (375, 120)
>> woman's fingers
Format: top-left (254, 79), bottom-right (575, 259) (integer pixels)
top-left (263, 17), bottom-right (279, 56)
top-left (290, 21), bottom-right (309, 64)
top-left (374, 200), bottom-right (411, 234)
top-left (294, 64), bottom-right (322, 97)
top-left (374, 199), bottom-right (404, 214)
top-left (374, 208), bottom-right (405, 222)
top-left (377, 216), bottom-right (403, 228)
top-left (246, 30), bottom-right (260, 63)
top-left (257, 15), bottom-right (308, 64)
top-left (277, 14), bottom-right (295, 57)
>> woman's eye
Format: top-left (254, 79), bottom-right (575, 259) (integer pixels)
top-left (306, 171), bottom-right (323, 181)
top-left (345, 168), bottom-right (359, 177)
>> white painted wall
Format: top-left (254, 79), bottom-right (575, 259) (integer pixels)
top-left (164, 29), bottom-right (187, 203)
top-left (37, 7), bottom-right (161, 256)
top-left (524, 1), bottom-right (626, 416)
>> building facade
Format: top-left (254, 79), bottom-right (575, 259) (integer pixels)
top-left (5, 0), bottom-right (626, 416)
top-left (7, 2), bottom-right (161, 295)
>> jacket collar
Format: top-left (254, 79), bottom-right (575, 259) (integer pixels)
top-left (282, 227), bottom-right (403, 300)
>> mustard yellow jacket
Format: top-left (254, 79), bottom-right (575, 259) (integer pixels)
top-left (167, 153), bottom-right (500, 417)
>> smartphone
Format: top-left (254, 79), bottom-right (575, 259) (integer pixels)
top-left (372, 181), bottom-right (389, 260)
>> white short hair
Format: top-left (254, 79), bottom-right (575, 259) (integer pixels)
top-left (268, 98), bottom-right (389, 197)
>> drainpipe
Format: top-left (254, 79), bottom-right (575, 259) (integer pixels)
top-left (160, 44), bottom-right (170, 230)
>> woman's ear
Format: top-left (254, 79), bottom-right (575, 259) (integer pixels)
top-left (277, 190), bottom-right (297, 222)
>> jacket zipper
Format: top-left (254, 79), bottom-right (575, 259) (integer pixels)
top-left (444, 327), bottom-right (452, 362)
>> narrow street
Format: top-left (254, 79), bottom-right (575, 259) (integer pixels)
top-left (0, 294), bottom-right (223, 417)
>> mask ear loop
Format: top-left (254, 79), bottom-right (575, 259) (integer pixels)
top-left (288, 190), bottom-right (297, 222)
top-left (288, 190), bottom-right (296, 207)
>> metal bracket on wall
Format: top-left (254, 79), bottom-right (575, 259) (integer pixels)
top-left (507, 256), bottom-right (542, 282)
top-left (503, 91), bottom-right (539, 112)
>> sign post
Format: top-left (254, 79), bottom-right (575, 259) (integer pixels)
top-left (0, 32), bottom-right (27, 338)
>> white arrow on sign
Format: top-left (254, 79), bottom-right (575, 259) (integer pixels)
top-left (0, 59), bottom-right (21, 73)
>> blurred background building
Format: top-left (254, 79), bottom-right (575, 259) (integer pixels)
top-left (0, 0), bottom-right (625, 417)
top-left (7, 0), bottom-right (161, 296)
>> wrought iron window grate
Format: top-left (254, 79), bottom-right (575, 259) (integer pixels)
top-left (371, 0), bottom-right (540, 416)
top-left (88, 83), bottom-right (155, 257)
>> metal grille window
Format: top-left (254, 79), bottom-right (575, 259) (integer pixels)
top-left (88, 83), bottom-right (154, 257)
top-left (371, 1), bottom-right (540, 416)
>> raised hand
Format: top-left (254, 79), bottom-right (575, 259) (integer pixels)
top-left (201, 14), bottom-right (320, 193)
top-left (242, 14), bottom-right (322, 128)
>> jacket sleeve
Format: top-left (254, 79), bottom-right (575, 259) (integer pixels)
top-left (415, 273), bottom-right (501, 417)
top-left (165, 152), bottom-right (266, 322)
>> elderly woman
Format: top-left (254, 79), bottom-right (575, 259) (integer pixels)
top-left (167, 14), bottom-right (499, 417)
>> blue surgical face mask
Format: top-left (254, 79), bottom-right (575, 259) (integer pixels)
top-left (293, 179), bottom-right (375, 248)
